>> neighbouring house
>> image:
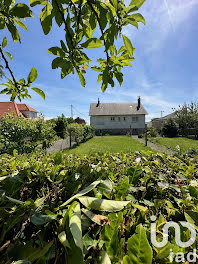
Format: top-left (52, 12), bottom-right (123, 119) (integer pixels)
top-left (152, 112), bottom-right (176, 131)
top-left (89, 97), bottom-right (148, 135)
top-left (75, 117), bottom-right (86, 124)
top-left (0, 102), bottom-right (38, 119)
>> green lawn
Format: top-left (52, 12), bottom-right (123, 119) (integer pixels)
top-left (150, 137), bottom-right (198, 153)
top-left (64, 136), bottom-right (151, 155)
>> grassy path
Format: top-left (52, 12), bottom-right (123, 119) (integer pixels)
top-left (64, 136), bottom-right (151, 155)
top-left (149, 137), bottom-right (198, 153)
top-left (133, 136), bottom-right (176, 155)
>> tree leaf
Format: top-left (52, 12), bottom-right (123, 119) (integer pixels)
top-left (28, 67), bottom-right (38, 83)
top-left (81, 38), bottom-right (103, 49)
top-left (4, 51), bottom-right (13, 61)
top-left (69, 202), bottom-right (83, 251)
top-left (122, 35), bottom-right (134, 57)
top-left (78, 72), bottom-right (86, 87)
top-left (78, 197), bottom-right (130, 212)
top-left (2, 37), bottom-right (7, 48)
top-left (40, 4), bottom-right (53, 35)
top-left (30, 0), bottom-right (47, 7)
top-left (130, 13), bottom-right (146, 25)
top-left (32, 88), bottom-right (45, 100)
top-left (123, 224), bottom-right (153, 264)
top-left (11, 3), bottom-right (33, 18)
top-left (59, 179), bottom-right (102, 208)
top-left (129, 0), bottom-right (146, 9)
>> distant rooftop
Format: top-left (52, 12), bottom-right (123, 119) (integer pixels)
top-left (89, 102), bottom-right (148, 116)
top-left (0, 102), bottom-right (38, 119)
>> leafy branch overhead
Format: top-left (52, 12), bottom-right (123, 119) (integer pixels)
top-left (0, 0), bottom-right (146, 100)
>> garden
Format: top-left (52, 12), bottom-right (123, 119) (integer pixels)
top-left (0, 0), bottom-right (198, 263)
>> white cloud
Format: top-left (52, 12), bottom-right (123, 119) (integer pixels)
top-left (123, 0), bottom-right (198, 52)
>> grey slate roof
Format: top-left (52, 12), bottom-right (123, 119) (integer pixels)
top-left (89, 102), bottom-right (148, 116)
top-left (161, 112), bottom-right (176, 120)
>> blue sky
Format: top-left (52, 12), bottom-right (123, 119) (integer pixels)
top-left (0, 0), bottom-right (198, 122)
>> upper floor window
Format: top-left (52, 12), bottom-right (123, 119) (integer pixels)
top-left (132, 116), bottom-right (138, 122)
top-left (118, 117), bottom-right (121, 121)
top-left (111, 117), bottom-right (115, 121)
top-left (123, 117), bottom-right (126, 121)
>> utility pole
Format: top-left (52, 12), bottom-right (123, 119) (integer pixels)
top-left (161, 111), bottom-right (164, 118)
top-left (70, 104), bottom-right (73, 119)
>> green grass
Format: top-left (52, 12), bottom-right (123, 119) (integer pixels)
top-left (64, 136), bottom-right (151, 155)
top-left (150, 136), bottom-right (198, 153)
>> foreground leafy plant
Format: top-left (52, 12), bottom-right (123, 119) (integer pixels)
top-left (0, 151), bottom-right (198, 263)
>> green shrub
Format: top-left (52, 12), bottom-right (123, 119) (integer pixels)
top-left (0, 151), bottom-right (197, 263)
top-left (147, 127), bottom-right (158, 137)
top-left (161, 118), bottom-right (179, 137)
top-left (0, 114), bottom-right (56, 154)
top-left (53, 114), bottom-right (68, 139)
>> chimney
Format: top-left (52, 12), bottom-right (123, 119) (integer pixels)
top-left (137, 96), bottom-right (141, 110)
top-left (96, 98), bottom-right (100, 107)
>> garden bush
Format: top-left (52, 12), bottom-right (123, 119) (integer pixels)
top-left (161, 118), bottom-right (179, 137)
top-left (0, 114), bottom-right (56, 154)
top-left (68, 123), bottom-right (95, 144)
top-left (147, 127), bottom-right (158, 137)
top-left (0, 151), bottom-right (197, 263)
top-left (53, 114), bottom-right (68, 139)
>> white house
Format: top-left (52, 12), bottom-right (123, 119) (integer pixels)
top-left (89, 97), bottom-right (148, 135)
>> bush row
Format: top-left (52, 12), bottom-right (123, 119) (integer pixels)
top-left (0, 114), bottom-right (56, 154)
top-left (0, 151), bottom-right (197, 263)
top-left (68, 123), bottom-right (95, 144)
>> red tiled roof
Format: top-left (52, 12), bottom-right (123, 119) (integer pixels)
top-left (0, 102), bottom-right (21, 118)
top-left (17, 104), bottom-right (38, 113)
top-left (0, 102), bottom-right (38, 119)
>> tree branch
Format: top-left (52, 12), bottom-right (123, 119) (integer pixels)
top-left (76, 0), bottom-right (82, 37)
top-left (54, 0), bottom-right (75, 50)
top-left (87, 0), bottom-right (110, 63)
top-left (0, 45), bottom-right (19, 91)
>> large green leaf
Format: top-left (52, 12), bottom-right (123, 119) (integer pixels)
top-left (28, 67), bottom-right (38, 83)
top-left (60, 179), bottom-right (102, 208)
top-left (30, 213), bottom-right (57, 225)
top-left (81, 38), bottom-right (103, 49)
top-left (40, 4), bottom-right (53, 35)
top-left (78, 72), bottom-right (86, 87)
top-left (123, 224), bottom-right (153, 264)
top-left (78, 197), bottom-right (130, 212)
top-left (11, 3), bottom-right (33, 18)
top-left (130, 13), bottom-right (146, 24)
top-left (32, 88), bottom-right (45, 100)
top-left (69, 202), bottom-right (83, 251)
top-left (2, 37), bottom-right (7, 48)
top-left (129, 0), bottom-right (146, 8)
top-left (122, 35), bottom-right (134, 57)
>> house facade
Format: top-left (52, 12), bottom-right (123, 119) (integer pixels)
top-left (0, 102), bottom-right (38, 119)
top-left (89, 98), bottom-right (148, 135)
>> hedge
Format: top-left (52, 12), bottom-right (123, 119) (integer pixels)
top-left (0, 151), bottom-right (197, 263)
